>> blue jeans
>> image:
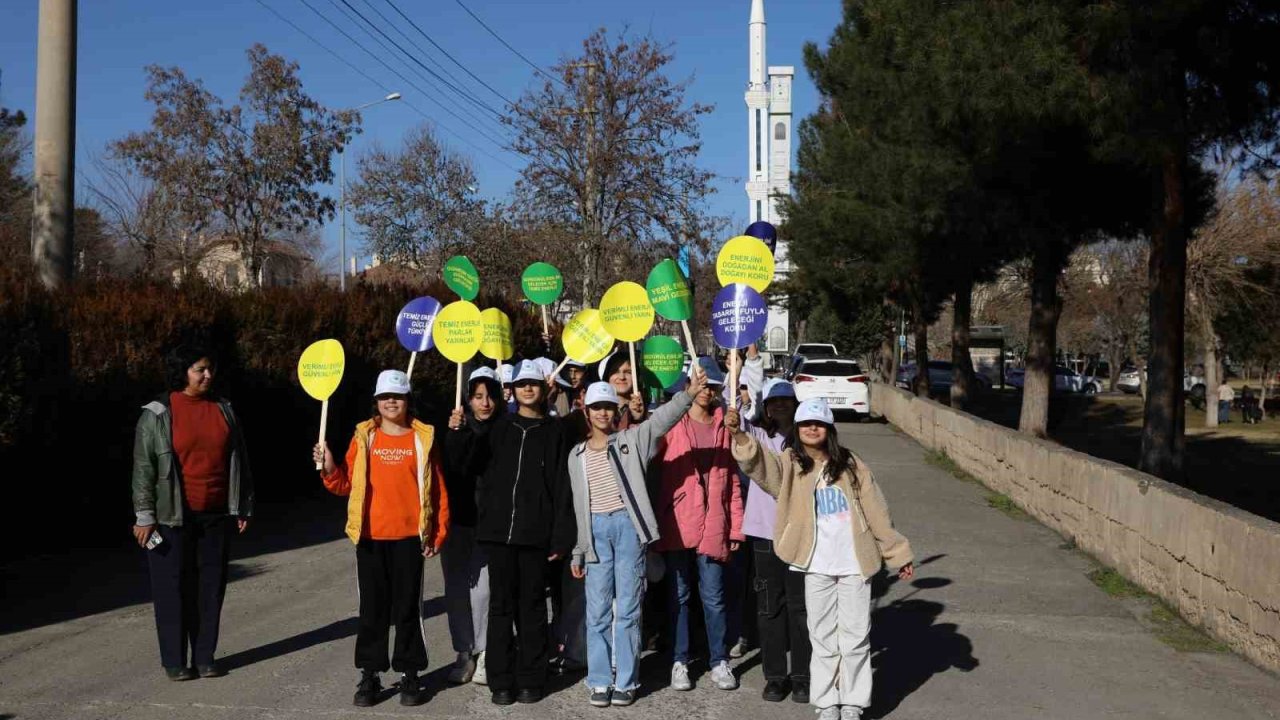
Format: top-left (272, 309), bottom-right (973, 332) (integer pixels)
top-left (666, 549), bottom-right (729, 665)
top-left (585, 511), bottom-right (646, 690)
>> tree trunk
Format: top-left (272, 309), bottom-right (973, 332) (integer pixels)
top-left (1107, 339), bottom-right (1123, 392)
top-left (1203, 315), bottom-right (1219, 429)
top-left (950, 277), bottom-right (976, 410)
top-left (880, 298), bottom-right (899, 383)
top-left (1139, 149), bottom-right (1188, 480)
top-left (1018, 240), bottom-right (1068, 437)
top-left (912, 299), bottom-right (930, 397)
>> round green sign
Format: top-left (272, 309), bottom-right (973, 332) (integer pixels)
top-left (646, 258), bottom-right (693, 322)
top-left (443, 255), bottom-right (480, 301)
top-left (642, 335), bottom-right (686, 389)
top-left (521, 262), bottom-right (564, 306)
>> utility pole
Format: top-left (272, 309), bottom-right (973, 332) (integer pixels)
top-left (562, 61), bottom-right (600, 306)
top-left (31, 0), bottom-right (77, 290)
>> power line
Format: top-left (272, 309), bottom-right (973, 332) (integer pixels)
top-left (381, 0), bottom-right (517, 106)
top-left (341, 0), bottom-right (510, 131)
top-left (272, 0), bottom-right (520, 169)
top-left (453, 0), bottom-right (566, 89)
top-left (335, 0), bottom-right (509, 119)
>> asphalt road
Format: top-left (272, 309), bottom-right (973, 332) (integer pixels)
top-left (1, 422), bottom-right (1277, 719)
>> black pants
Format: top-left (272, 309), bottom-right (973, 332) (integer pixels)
top-left (550, 558), bottom-right (586, 666)
top-left (147, 511), bottom-right (234, 669)
top-left (753, 539), bottom-right (810, 682)
top-left (355, 537), bottom-right (428, 673)
top-left (484, 542), bottom-right (549, 691)
top-left (727, 541), bottom-right (759, 646)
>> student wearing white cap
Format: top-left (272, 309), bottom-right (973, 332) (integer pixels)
top-left (566, 365), bottom-right (708, 707)
top-left (439, 366), bottom-right (505, 685)
top-left (738, 379), bottom-right (810, 703)
top-left (726, 398), bottom-right (914, 720)
top-left (446, 359), bottom-right (575, 705)
top-left (313, 370), bottom-right (450, 708)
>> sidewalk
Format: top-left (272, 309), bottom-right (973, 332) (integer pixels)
top-left (0, 422), bottom-right (1276, 719)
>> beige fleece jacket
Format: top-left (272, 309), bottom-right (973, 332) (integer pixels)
top-left (732, 432), bottom-right (913, 577)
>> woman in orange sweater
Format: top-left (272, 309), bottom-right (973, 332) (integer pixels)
top-left (313, 370), bottom-right (449, 708)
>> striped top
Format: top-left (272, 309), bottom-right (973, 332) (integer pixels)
top-left (585, 446), bottom-right (625, 514)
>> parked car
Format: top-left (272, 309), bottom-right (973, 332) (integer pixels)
top-left (1005, 364), bottom-right (1103, 394)
top-left (1118, 366), bottom-right (1142, 394)
top-left (793, 357), bottom-right (870, 419)
top-left (794, 343), bottom-right (838, 358)
top-left (896, 360), bottom-right (992, 395)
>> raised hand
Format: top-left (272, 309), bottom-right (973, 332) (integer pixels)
top-left (685, 364), bottom-right (708, 399)
top-left (313, 441), bottom-right (335, 475)
top-left (724, 405), bottom-right (742, 434)
top-left (448, 407), bottom-right (465, 430)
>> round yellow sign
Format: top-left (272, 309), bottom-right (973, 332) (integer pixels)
top-left (432, 301), bottom-right (483, 363)
top-left (297, 339), bottom-right (345, 401)
top-left (562, 308), bottom-right (615, 363)
top-left (599, 281), bottom-right (656, 342)
top-left (716, 235), bottom-right (775, 292)
top-left (479, 307), bottom-right (514, 361)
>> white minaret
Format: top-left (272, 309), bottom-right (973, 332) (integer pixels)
top-left (745, 0), bottom-right (794, 352)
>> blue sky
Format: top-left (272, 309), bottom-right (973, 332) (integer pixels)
top-left (0, 0), bottom-right (842, 270)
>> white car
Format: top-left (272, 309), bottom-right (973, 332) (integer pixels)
top-left (793, 358), bottom-right (870, 419)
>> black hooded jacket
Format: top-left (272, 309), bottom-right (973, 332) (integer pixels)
top-left (445, 412), bottom-right (576, 555)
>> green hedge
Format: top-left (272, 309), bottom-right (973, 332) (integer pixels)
top-left (0, 269), bottom-right (550, 555)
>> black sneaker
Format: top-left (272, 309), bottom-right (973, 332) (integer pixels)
top-left (762, 678), bottom-right (789, 702)
top-left (353, 671), bottom-right (381, 707)
top-left (491, 689), bottom-right (516, 706)
top-left (516, 687), bottom-right (543, 704)
top-left (196, 663), bottom-right (225, 679)
top-left (610, 689), bottom-right (636, 706)
top-left (590, 687), bottom-right (612, 707)
top-left (399, 671), bottom-right (425, 706)
top-left (165, 667), bottom-right (197, 682)
top-left (792, 678), bottom-right (810, 704)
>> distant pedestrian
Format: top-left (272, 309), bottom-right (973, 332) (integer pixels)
top-left (314, 370), bottom-right (449, 707)
top-left (1218, 381), bottom-right (1235, 424)
top-left (131, 343), bottom-right (253, 682)
top-left (568, 367), bottom-right (708, 707)
top-left (727, 398), bottom-right (914, 720)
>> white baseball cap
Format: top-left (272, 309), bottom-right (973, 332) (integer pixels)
top-left (584, 381), bottom-right (620, 407)
top-left (374, 369), bottom-right (411, 397)
top-left (498, 363), bottom-right (514, 385)
top-left (762, 378), bottom-right (796, 401)
top-left (534, 357), bottom-right (557, 379)
top-left (794, 398), bottom-right (834, 425)
top-left (512, 360), bottom-right (545, 384)
top-left (469, 366), bottom-right (497, 383)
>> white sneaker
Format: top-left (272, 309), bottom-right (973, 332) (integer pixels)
top-left (671, 661), bottom-right (693, 691)
top-left (728, 638), bottom-right (750, 658)
top-left (471, 651), bottom-right (487, 686)
top-left (447, 651), bottom-right (476, 684)
top-left (817, 708), bottom-right (840, 720)
top-left (840, 707), bottom-right (862, 720)
top-left (710, 660), bottom-right (738, 690)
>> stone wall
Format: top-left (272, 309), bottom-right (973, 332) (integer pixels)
top-left (871, 383), bottom-right (1280, 673)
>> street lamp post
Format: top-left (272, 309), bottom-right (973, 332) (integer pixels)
top-left (339, 92), bottom-right (401, 291)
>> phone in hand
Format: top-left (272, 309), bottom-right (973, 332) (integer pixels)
top-left (145, 530), bottom-right (163, 550)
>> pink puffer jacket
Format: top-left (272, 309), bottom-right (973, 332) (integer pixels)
top-left (653, 407), bottom-right (745, 561)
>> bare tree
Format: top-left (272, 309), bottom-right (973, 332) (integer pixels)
top-left (113, 45), bottom-right (356, 288)
top-left (1187, 174), bottom-right (1280, 427)
top-left (505, 28), bottom-right (719, 305)
top-left (347, 125), bottom-right (484, 272)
